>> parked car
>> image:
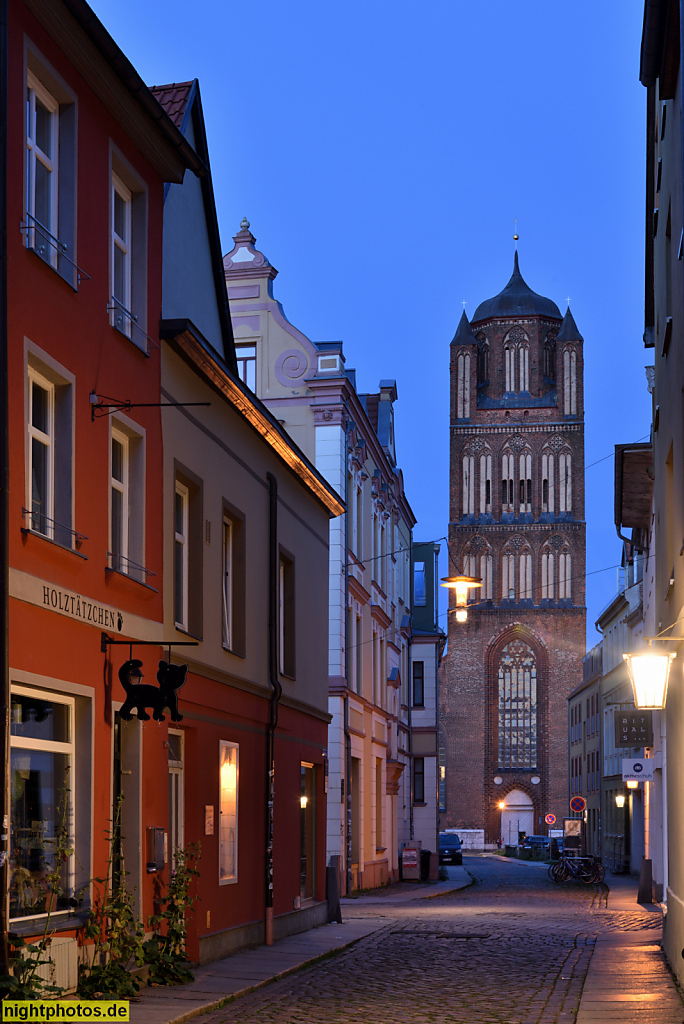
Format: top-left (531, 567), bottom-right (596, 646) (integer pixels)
top-left (438, 832), bottom-right (463, 865)
top-left (520, 835), bottom-right (550, 851)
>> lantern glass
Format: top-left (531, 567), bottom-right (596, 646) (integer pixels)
top-left (623, 651), bottom-right (676, 709)
top-left (626, 780), bottom-right (638, 790)
top-left (441, 575), bottom-right (482, 625)
top-left (615, 793), bottom-right (625, 808)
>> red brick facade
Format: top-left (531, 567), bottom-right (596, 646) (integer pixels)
top-left (440, 260), bottom-right (586, 842)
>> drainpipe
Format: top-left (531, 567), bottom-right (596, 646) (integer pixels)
top-left (0, 0), bottom-right (9, 980)
top-left (408, 536), bottom-right (414, 843)
top-left (343, 415), bottom-right (352, 896)
top-left (265, 473), bottom-right (282, 945)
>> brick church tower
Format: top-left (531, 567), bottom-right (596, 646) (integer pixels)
top-left (441, 253), bottom-right (586, 844)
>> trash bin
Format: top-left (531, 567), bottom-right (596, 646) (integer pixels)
top-left (420, 849), bottom-right (431, 881)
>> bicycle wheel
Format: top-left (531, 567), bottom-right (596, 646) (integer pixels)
top-left (552, 860), bottom-right (569, 882)
top-left (593, 862), bottom-right (606, 883)
top-left (578, 862), bottom-right (595, 884)
top-left (548, 862), bottom-right (562, 882)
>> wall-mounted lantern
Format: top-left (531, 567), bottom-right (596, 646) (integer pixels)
top-left (441, 574), bottom-right (482, 623)
top-left (626, 780), bottom-right (638, 790)
top-left (622, 644), bottom-right (676, 709)
top-left (615, 793), bottom-right (626, 808)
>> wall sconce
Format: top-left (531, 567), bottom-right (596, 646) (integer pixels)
top-left (497, 800), bottom-right (505, 810)
top-left (623, 644), bottom-right (676, 709)
top-left (626, 780), bottom-right (638, 790)
top-left (615, 793), bottom-right (626, 808)
top-left (441, 574), bottom-right (483, 623)
top-left (300, 796), bottom-right (308, 809)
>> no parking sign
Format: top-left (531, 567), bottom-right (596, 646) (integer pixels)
top-left (545, 813), bottom-right (556, 825)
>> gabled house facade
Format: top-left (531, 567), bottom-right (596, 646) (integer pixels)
top-left (223, 223), bottom-right (416, 890)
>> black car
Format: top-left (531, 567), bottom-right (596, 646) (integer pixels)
top-left (520, 835), bottom-right (550, 851)
top-left (438, 832), bottom-right (463, 865)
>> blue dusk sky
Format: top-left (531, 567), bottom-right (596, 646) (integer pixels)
top-left (90, 0), bottom-right (649, 648)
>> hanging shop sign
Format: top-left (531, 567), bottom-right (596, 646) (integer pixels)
top-left (622, 758), bottom-right (655, 782)
top-left (614, 710), bottom-right (653, 748)
top-left (118, 658), bottom-right (187, 722)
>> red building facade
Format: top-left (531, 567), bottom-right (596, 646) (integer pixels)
top-left (440, 255), bottom-right (586, 844)
top-left (4, 1), bottom-right (341, 984)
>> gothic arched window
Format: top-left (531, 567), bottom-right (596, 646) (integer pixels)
top-left (479, 450), bottom-right (492, 513)
top-left (559, 450), bottom-right (572, 513)
top-left (519, 345), bottom-right (530, 392)
top-left (456, 351), bottom-right (470, 419)
top-left (477, 334), bottom-right (489, 383)
top-left (563, 347), bottom-right (577, 415)
top-left (501, 551), bottom-right (515, 600)
top-left (541, 448), bottom-right (555, 514)
top-left (559, 549), bottom-right (572, 600)
top-left (462, 452), bottom-right (475, 515)
top-left (501, 448), bottom-right (514, 512)
top-left (541, 548), bottom-right (554, 600)
top-left (497, 639), bottom-right (538, 769)
top-left (519, 549), bottom-right (533, 600)
top-left (518, 448), bottom-right (532, 513)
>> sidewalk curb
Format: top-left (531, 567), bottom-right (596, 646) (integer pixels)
top-left (134, 922), bottom-right (390, 1024)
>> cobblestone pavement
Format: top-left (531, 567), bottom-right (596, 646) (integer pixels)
top-left (200, 856), bottom-right (669, 1024)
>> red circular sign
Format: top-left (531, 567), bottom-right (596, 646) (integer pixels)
top-left (569, 796), bottom-right (587, 812)
top-left (545, 813), bottom-right (556, 825)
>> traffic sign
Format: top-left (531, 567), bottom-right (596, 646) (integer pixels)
top-left (569, 796), bottom-right (586, 813)
top-left (545, 813), bottom-right (556, 825)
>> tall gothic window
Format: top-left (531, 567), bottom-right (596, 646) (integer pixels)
top-left (559, 451), bottom-right (572, 512)
top-left (501, 450), bottom-right (514, 512)
top-left (480, 550), bottom-right (493, 599)
top-left (504, 346), bottom-right (514, 392)
top-left (563, 348), bottom-right (577, 415)
top-left (497, 639), bottom-right (538, 769)
top-left (501, 552), bottom-right (515, 600)
top-left (478, 337), bottom-right (489, 382)
top-left (543, 343), bottom-right (554, 379)
top-left (519, 450), bottom-right (532, 512)
top-left (541, 549), bottom-right (554, 600)
top-left (519, 345), bottom-right (530, 392)
top-left (559, 550), bottom-right (572, 600)
top-left (541, 450), bottom-right (555, 514)
top-left (456, 352), bottom-right (470, 419)
top-left (479, 452), bottom-right (492, 513)
top-left (519, 550), bottom-right (532, 600)
top-left (462, 454), bottom-right (475, 515)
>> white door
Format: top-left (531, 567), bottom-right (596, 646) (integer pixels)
top-left (500, 788), bottom-right (534, 845)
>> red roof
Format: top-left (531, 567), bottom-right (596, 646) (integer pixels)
top-left (150, 81), bottom-right (194, 130)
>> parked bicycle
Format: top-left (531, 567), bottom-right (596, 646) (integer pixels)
top-left (548, 854), bottom-right (605, 884)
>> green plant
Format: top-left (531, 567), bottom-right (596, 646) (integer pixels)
top-left (143, 843), bottom-right (200, 986)
top-left (0, 772), bottom-right (73, 1000)
top-left (77, 800), bottom-right (145, 1000)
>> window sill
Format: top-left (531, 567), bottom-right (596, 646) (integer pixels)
top-left (111, 320), bottom-right (150, 357)
top-left (105, 567), bottom-right (158, 594)
top-left (412, 802), bottom-right (427, 808)
top-left (26, 242), bottom-right (79, 292)
top-left (222, 643), bottom-right (245, 659)
top-left (175, 624), bottom-right (203, 642)
top-left (9, 911), bottom-right (90, 938)
top-left (21, 528), bottom-right (88, 560)
top-left (279, 672), bottom-right (296, 682)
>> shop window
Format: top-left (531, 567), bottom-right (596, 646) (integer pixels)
top-left (168, 730), bottom-right (184, 870)
top-left (10, 688), bottom-right (74, 920)
top-left (300, 763), bottom-right (316, 900)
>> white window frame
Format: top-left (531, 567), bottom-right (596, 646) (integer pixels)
top-left (235, 344), bottom-right (256, 390)
top-left (219, 740), bottom-right (239, 884)
top-left (111, 173), bottom-right (132, 336)
top-left (10, 684), bottom-right (75, 920)
top-left (27, 367), bottom-right (55, 538)
top-left (110, 428), bottom-right (129, 573)
top-left (174, 481), bottom-right (189, 630)
top-left (222, 517), bottom-right (233, 650)
top-left (26, 73), bottom-right (58, 265)
top-left (168, 729), bottom-right (184, 869)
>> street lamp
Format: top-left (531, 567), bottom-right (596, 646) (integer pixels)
top-left (622, 644), bottom-right (676, 709)
top-left (441, 574), bottom-right (482, 623)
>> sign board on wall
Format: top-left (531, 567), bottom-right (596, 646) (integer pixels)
top-left (614, 711), bottom-right (653, 748)
top-left (622, 758), bottom-right (655, 782)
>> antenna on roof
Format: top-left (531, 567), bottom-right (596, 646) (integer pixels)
top-left (513, 217), bottom-right (519, 248)
top-left (462, 300), bottom-right (467, 311)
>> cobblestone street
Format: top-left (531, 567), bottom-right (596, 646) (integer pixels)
top-left (199, 855), bottom-right (677, 1024)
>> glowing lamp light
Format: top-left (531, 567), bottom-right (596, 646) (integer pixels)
top-left (300, 796), bottom-right (308, 809)
top-left (441, 574), bottom-right (483, 624)
top-left (626, 780), bottom-right (638, 790)
top-left (622, 648), bottom-right (676, 709)
top-left (615, 793), bottom-right (626, 808)
top-left (497, 801), bottom-right (505, 810)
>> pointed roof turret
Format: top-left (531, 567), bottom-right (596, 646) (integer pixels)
top-left (472, 252), bottom-right (561, 322)
top-left (450, 310), bottom-right (478, 346)
top-left (555, 306), bottom-right (583, 343)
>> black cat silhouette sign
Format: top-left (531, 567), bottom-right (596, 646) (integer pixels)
top-left (118, 658), bottom-right (187, 722)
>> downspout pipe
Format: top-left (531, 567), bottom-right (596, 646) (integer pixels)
top-left (343, 416), bottom-right (352, 897)
top-left (0, 0), bottom-right (9, 980)
top-left (265, 473), bottom-right (282, 945)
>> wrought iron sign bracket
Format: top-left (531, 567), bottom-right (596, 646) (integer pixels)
top-left (101, 632), bottom-right (199, 661)
top-left (90, 393), bottom-right (210, 420)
